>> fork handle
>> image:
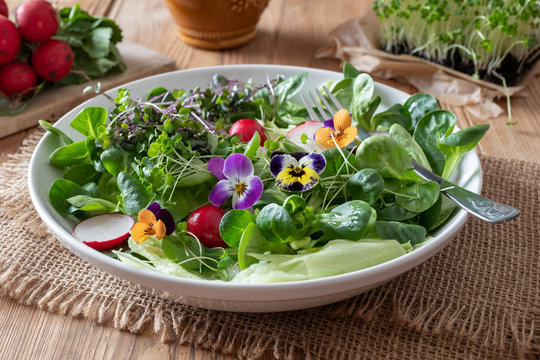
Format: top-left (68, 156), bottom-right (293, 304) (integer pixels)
top-left (440, 179), bottom-right (520, 223)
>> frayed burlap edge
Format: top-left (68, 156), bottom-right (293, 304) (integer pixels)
top-left (1, 129), bottom-right (538, 359)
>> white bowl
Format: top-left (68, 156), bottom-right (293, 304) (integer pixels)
top-left (28, 65), bottom-right (481, 312)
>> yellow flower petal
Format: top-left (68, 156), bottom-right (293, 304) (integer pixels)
top-left (334, 126), bottom-right (357, 148)
top-left (138, 209), bottom-right (157, 224)
top-left (276, 166), bottom-right (319, 191)
top-left (155, 220), bottom-right (166, 240)
top-left (333, 109), bottom-right (351, 132)
top-left (315, 127), bottom-right (335, 149)
top-left (131, 222), bottom-right (153, 244)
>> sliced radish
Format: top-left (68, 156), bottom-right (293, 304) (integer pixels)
top-left (73, 214), bottom-right (135, 250)
top-left (286, 120), bottom-right (326, 152)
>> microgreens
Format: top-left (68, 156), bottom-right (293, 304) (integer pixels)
top-left (373, 0), bottom-right (540, 84)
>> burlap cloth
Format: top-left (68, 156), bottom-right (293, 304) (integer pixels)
top-left (0, 129), bottom-right (538, 359)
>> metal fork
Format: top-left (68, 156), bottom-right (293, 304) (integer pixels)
top-left (301, 86), bottom-right (520, 223)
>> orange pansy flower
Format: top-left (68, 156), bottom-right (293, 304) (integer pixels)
top-left (131, 209), bottom-right (167, 244)
top-left (314, 109), bottom-right (357, 149)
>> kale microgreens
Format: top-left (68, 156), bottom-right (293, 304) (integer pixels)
top-left (42, 63), bottom-right (489, 283)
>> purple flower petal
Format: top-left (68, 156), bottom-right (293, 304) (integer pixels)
top-left (208, 180), bottom-right (234, 207)
top-left (299, 153), bottom-right (326, 174)
top-left (323, 118), bottom-right (335, 130)
top-left (155, 208), bottom-right (175, 235)
top-left (233, 176), bottom-right (263, 209)
top-left (270, 154), bottom-right (298, 177)
top-left (223, 153), bottom-right (254, 182)
top-left (147, 202), bottom-right (161, 214)
top-left (207, 157), bottom-right (226, 180)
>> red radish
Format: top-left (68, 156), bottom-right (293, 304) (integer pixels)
top-left (31, 39), bottom-right (74, 82)
top-left (15, 0), bottom-right (58, 42)
top-left (0, 61), bottom-right (37, 97)
top-left (286, 120), bottom-right (326, 152)
top-left (73, 214), bottom-right (135, 250)
top-left (187, 205), bottom-right (228, 248)
top-left (0, 16), bottom-right (21, 66)
top-left (229, 119), bottom-right (267, 145)
top-left (0, 1), bottom-right (8, 17)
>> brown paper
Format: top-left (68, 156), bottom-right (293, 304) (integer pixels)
top-left (316, 12), bottom-right (540, 120)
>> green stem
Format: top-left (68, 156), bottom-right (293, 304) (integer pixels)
top-left (445, 44), bottom-right (479, 79)
top-left (492, 71), bottom-right (516, 126)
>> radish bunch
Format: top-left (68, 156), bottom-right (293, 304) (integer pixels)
top-left (0, 0), bottom-right (74, 98)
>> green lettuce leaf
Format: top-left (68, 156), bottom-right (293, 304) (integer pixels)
top-left (231, 239), bottom-right (405, 283)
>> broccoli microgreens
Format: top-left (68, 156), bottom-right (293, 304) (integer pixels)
top-left (373, 0), bottom-right (540, 124)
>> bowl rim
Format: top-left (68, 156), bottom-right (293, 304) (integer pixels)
top-left (28, 64), bottom-right (481, 301)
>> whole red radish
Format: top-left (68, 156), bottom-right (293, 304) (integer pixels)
top-left (0, 1), bottom-right (8, 17)
top-left (73, 214), bottom-right (135, 250)
top-left (31, 39), bottom-right (74, 82)
top-left (0, 16), bottom-right (21, 66)
top-left (187, 205), bottom-right (228, 248)
top-left (15, 0), bottom-right (58, 42)
top-left (229, 119), bottom-right (267, 146)
top-left (0, 61), bottom-right (37, 97)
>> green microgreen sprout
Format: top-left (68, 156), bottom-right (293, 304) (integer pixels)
top-left (373, 0), bottom-right (540, 124)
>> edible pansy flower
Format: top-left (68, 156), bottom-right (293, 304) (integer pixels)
top-left (314, 109), bottom-right (357, 148)
top-left (131, 202), bottom-right (175, 244)
top-left (208, 153), bottom-right (263, 209)
top-left (270, 152), bottom-right (326, 192)
top-left (146, 202), bottom-right (175, 235)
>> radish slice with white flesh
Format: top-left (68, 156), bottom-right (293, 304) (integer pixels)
top-left (73, 214), bottom-right (135, 250)
top-left (286, 121), bottom-right (326, 152)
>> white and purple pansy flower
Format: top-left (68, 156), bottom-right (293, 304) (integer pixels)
top-left (270, 152), bottom-right (326, 192)
top-left (207, 154), bottom-right (263, 209)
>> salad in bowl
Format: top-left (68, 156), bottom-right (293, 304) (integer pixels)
top-left (30, 64), bottom-right (485, 310)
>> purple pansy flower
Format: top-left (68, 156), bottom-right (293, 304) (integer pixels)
top-left (207, 153), bottom-right (263, 209)
top-left (207, 157), bottom-right (226, 180)
top-left (270, 152), bottom-right (326, 192)
top-left (147, 202), bottom-right (175, 235)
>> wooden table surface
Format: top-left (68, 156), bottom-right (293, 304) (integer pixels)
top-left (1, 0), bottom-right (539, 359)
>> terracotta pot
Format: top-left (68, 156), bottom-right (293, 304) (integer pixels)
top-left (164, 0), bottom-right (270, 50)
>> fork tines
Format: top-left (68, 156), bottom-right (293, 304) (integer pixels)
top-left (301, 86), bottom-right (344, 122)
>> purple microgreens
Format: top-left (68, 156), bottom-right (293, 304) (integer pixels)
top-left (208, 153), bottom-right (263, 209)
top-left (270, 152), bottom-right (326, 192)
top-left (105, 74), bottom-right (287, 146)
top-left (191, 112), bottom-right (227, 135)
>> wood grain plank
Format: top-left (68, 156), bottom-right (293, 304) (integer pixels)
top-left (0, 295), bottom-right (198, 360)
